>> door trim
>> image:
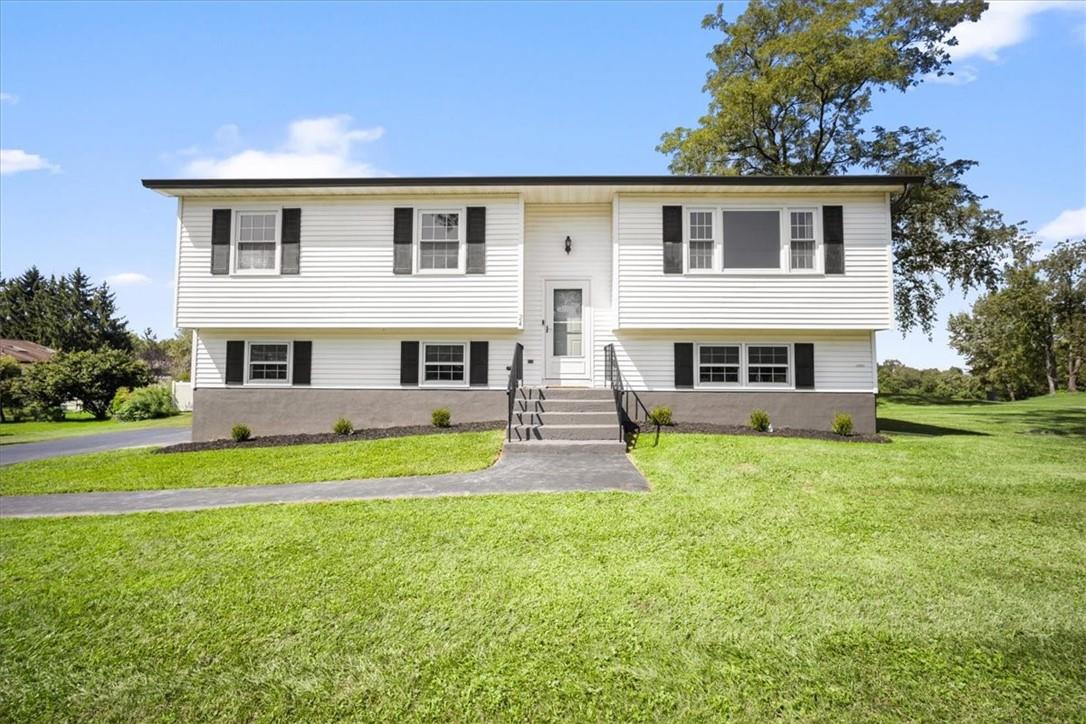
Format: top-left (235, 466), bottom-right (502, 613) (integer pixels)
top-left (543, 278), bottom-right (592, 385)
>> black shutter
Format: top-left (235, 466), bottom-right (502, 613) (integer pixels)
top-left (281, 208), bottom-right (301, 275)
top-left (469, 341), bottom-right (488, 386)
top-left (225, 340), bottom-right (245, 384)
top-left (400, 341), bottom-right (419, 385)
top-left (466, 207), bottom-right (486, 274)
top-left (394, 208), bottom-right (413, 274)
top-left (823, 205), bottom-right (844, 274)
top-left (674, 342), bottom-right (694, 388)
top-left (292, 341), bottom-right (312, 385)
top-left (795, 343), bottom-right (815, 389)
top-left (663, 206), bottom-right (683, 274)
top-left (211, 209), bottom-right (232, 275)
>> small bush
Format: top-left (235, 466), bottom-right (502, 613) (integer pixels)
top-left (431, 407), bottom-right (451, 428)
top-left (230, 424), bottom-right (251, 442)
top-left (333, 417), bottom-right (354, 436)
top-left (831, 412), bottom-right (854, 436)
top-left (750, 409), bottom-right (771, 432)
top-left (648, 405), bottom-right (673, 426)
top-left (110, 387), bottom-right (132, 416)
top-left (28, 403), bottom-right (66, 422)
top-left (115, 385), bottom-right (179, 421)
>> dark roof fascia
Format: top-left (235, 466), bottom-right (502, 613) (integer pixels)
top-left (143, 175), bottom-right (923, 190)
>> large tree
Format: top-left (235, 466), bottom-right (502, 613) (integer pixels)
top-left (659, 0), bottom-right (1024, 334)
top-left (0, 267), bottom-right (132, 352)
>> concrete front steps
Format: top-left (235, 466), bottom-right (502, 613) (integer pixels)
top-left (508, 387), bottom-right (624, 445)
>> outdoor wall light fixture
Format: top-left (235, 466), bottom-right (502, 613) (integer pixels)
top-left (564, 236), bottom-right (572, 254)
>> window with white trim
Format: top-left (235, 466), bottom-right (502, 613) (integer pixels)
top-left (235, 211), bottom-right (279, 272)
top-left (418, 211), bottom-right (461, 271)
top-left (698, 345), bottom-right (740, 384)
top-left (422, 343), bottom-right (466, 383)
top-left (747, 345), bottom-right (789, 384)
top-left (687, 210), bottom-right (715, 271)
top-left (247, 342), bottom-right (289, 383)
top-left (790, 210), bottom-right (816, 270)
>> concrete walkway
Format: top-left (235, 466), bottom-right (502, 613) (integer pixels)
top-left (0, 426), bottom-right (192, 466)
top-left (0, 447), bottom-right (649, 518)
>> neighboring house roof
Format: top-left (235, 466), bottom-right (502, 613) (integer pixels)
top-left (143, 174), bottom-right (923, 202)
top-left (0, 339), bottom-right (55, 364)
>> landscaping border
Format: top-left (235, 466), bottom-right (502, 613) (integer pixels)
top-left (654, 422), bottom-right (889, 443)
top-left (156, 421), bottom-right (505, 454)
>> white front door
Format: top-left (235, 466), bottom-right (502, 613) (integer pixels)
top-left (544, 280), bottom-right (590, 383)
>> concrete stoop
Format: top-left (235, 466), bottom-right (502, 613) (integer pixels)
top-left (508, 387), bottom-right (624, 445)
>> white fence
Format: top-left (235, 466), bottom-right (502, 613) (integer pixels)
top-left (172, 381), bottom-right (193, 411)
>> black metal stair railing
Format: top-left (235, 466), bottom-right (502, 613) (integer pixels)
top-left (603, 343), bottom-right (658, 446)
top-left (505, 342), bottom-right (524, 442)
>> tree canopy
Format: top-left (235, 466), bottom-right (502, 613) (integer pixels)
top-left (659, 0), bottom-right (1025, 334)
top-left (0, 266), bottom-right (132, 352)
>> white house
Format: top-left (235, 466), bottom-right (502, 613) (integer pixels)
top-left (144, 175), bottom-right (918, 441)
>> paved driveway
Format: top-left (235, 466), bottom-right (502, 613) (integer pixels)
top-left (0, 446), bottom-right (649, 517)
top-left (0, 426), bottom-right (192, 466)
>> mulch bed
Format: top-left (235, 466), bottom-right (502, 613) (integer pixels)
top-left (155, 421), bottom-right (506, 454)
top-left (649, 422), bottom-right (889, 443)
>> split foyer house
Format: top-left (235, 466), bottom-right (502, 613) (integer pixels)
top-left (144, 175), bottom-right (919, 441)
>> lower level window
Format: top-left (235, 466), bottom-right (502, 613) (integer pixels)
top-left (699, 345), bottom-right (740, 384)
top-left (747, 345), bottom-right (789, 384)
top-left (423, 343), bottom-right (465, 383)
top-left (248, 342), bottom-right (289, 382)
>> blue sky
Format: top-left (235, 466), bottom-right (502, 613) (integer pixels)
top-left (1, 0), bottom-right (1083, 367)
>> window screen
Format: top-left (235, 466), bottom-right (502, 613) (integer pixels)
top-left (723, 211), bottom-right (780, 269)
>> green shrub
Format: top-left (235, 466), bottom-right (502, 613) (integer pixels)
top-left (648, 405), bottom-right (673, 426)
top-left (115, 385), bottom-right (179, 421)
top-left (749, 409), bottom-right (771, 432)
top-left (231, 424), bottom-right (252, 442)
top-left (831, 412), bottom-right (854, 436)
top-left (110, 387), bottom-right (132, 416)
top-left (333, 417), bottom-right (354, 436)
top-left (431, 407), bottom-right (451, 428)
top-left (19, 349), bottom-right (153, 420)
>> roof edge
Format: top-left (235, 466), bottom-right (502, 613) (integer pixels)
top-left (143, 174), bottom-right (923, 190)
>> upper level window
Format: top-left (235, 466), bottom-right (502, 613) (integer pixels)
top-left (790, 211), bottom-right (816, 270)
top-left (247, 342), bottom-right (289, 383)
top-left (236, 212), bottom-right (279, 273)
top-left (698, 345), bottom-right (740, 384)
top-left (418, 211), bottom-right (461, 272)
top-left (722, 210), bottom-right (780, 270)
top-left (747, 345), bottom-right (789, 384)
top-left (422, 343), bottom-right (466, 384)
top-left (687, 210), bottom-right (715, 271)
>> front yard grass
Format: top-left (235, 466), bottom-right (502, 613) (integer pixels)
top-left (0, 411), bottom-right (191, 446)
top-left (1, 395), bottom-right (1083, 720)
top-left (0, 431), bottom-right (504, 495)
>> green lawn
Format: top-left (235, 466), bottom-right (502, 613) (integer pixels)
top-left (1, 395), bottom-right (1084, 720)
top-left (0, 411), bottom-right (191, 446)
top-left (0, 431), bottom-right (504, 496)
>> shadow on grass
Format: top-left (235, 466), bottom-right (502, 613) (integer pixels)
top-left (878, 394), bottom-right (995, 407)
top-left (986, 410), bottom-right (1086, 439)
top-left (877, 418), bottom-right (989, 437)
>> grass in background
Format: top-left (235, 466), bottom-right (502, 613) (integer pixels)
top-left (1, 395), bottom-right (1083, 720)
top-left (0, 411), bottom-right (191, 446)
top-left (0, 431), bottom-right (504, 495)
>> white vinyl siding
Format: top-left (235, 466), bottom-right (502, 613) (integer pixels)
top-left (615, 193), bottom-right (893, 329)
top-left (176, 196), bottom-right (521, 328)
top-left (194, 329), bottom-right (875, 393)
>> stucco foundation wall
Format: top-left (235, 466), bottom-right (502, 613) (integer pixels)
top-left (192, 388), bottom-right (507, 441)
top-left (638, 391), bottom-right (876, 434)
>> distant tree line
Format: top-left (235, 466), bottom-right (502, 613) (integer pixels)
top-left (0, 266), bottom-right (191, 421)
top-left (949, 239), bottom-right (1085, 401)
top-left (878, 360), bottom-right (984, 400)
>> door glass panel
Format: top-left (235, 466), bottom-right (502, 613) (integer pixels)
top-left (552, 288), bottom-right (583, 357)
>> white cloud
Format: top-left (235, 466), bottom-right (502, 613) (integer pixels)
top-left (0, 92), bottom-right (17, 104)
top-left (0, 148), bottom-right (60, 175)
top-left (182, 115), bottom-right (386, 178)
top-left (106, 272), bottom-right (152, 286)
top-left (926, 65), bottom-right (978, 85)
top-left (1037, 208), bottom-right (1086, 241)
top-left (948, 1), bottom-right (1083, 62)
